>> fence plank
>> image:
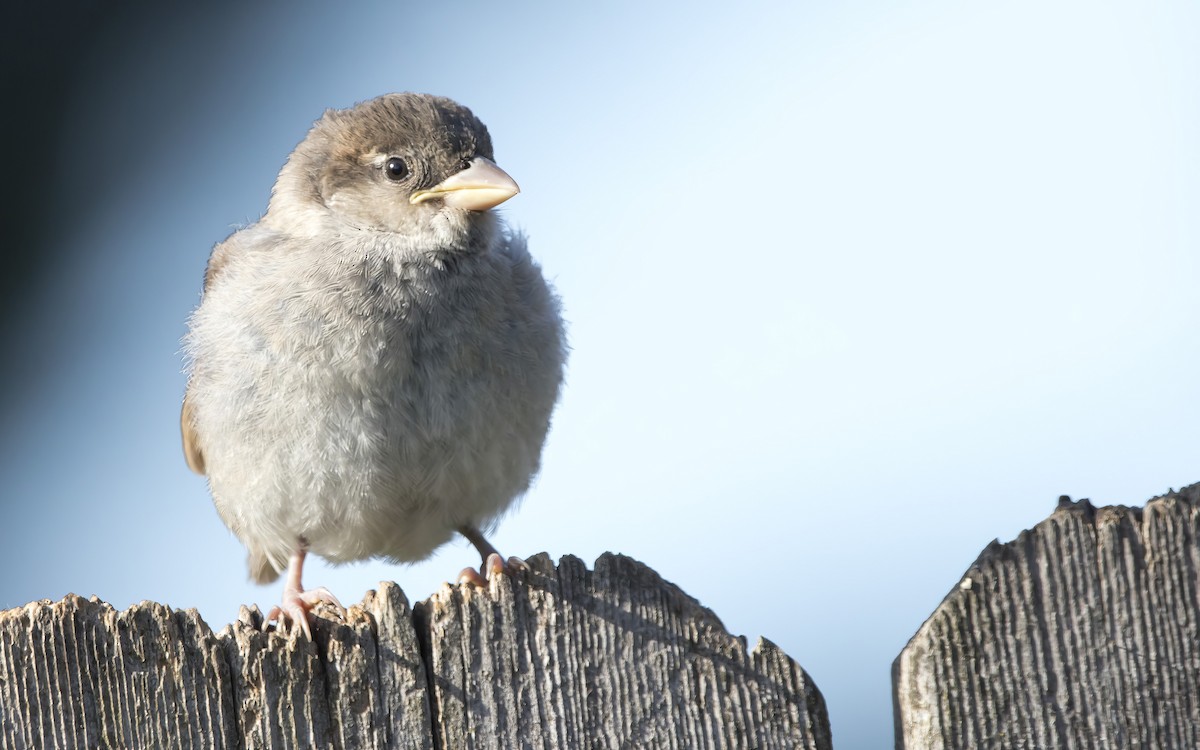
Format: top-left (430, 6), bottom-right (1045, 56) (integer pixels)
top-left (894, 483), bottom-right (1200, 750)
top-left (419, 553), bottom-right (831, 750)
top-left (1, 553), bottom-right (829, 750)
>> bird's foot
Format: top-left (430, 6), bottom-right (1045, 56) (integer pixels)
top-left (264, 586), bottom-right (345, 639)
top-left (458, 553), bottom-right (529, 587)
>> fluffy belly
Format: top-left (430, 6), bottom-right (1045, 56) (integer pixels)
top-left (195, 319), bottom-right (545, 576)
top-left (187, 234), bottom-right (565, 583)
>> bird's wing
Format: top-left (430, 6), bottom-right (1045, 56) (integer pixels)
top-left (202, 232), bottom-right (237, 291)
top-left (180, 232), bottom-right (242, 475)
top-left (180, 389), bottom-right (206, 474)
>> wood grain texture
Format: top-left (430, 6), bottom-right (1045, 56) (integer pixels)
top-left (0, 581), bottom-right (431, 750)
top-left (419, 553), bottom-right (831, 750)
top-left (0, 554), bottom-right (827, 750)
top-left (894, 483), bottom-right (1200, 750)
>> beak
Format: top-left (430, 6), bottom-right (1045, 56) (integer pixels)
top-left (409, 156), bottom-right (520, 211)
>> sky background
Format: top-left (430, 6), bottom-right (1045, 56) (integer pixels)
top-left (2, 2), bottom-right (1197, 748)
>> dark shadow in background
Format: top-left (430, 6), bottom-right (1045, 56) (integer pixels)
top-left (1, 4), bottom-right (106, 323)
top-left (0, 2), bottom-right (237, 418)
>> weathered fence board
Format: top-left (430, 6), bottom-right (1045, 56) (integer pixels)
top-left (419, 553), bottom-right (831, 749)
top-left (0, 552), bottom-right (830, 750)
top-left (894, 483), bottom-right (1200, 750)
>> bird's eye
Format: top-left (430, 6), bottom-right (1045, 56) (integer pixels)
top-left (384, 157), bottom-right (409, 180)
top-left (458, 158), bottom-right (472, 171)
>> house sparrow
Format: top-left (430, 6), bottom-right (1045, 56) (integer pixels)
top-left (181, 93), bottom-right (566, 637)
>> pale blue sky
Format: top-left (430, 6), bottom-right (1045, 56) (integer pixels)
top-left (2, 2), bottom-right (1197, 747)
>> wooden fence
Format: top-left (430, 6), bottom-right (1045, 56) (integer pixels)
top-left (0, 553), bottom-right (831, 749)
top-left (3, 483), bottom-right (1197, 749)
top-left (894, 483), bottom-right (1200, 749)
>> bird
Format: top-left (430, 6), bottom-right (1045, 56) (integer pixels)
top-left (180, 93), bottom-right (567, 637)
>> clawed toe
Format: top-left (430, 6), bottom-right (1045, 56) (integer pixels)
top-left (300, 586), bottom-right (345, 614)
top-left (261, 547), bottom-right (345, 638)
top-left (457, 525), bottom-right (530, 588)
top-left (505, 555), bottom-right (530, 572)
top-left (263, 587), bottom-right (344, 638)
top-left (458, 566), bottom-right (489, 587)
top-left (458, 552), bottom-right (528, 587)
top-left (264, 600), bottom-right (312, 638)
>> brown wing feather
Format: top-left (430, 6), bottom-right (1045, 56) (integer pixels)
top-left (203, 235), bottom-right (235, 292)
top-left (180, 234), bottom-right (237, 476)
top-left (181, 389), bottom-right (206, 474)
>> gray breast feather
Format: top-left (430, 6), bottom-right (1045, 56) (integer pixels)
top-left (183, 228), bottom-right (565, 580)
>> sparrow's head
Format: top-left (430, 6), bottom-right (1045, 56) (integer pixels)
top-left (267, 93), bottom-right (519, 241)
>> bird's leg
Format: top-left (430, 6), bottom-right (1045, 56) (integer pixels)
top-left (457, 525), bottom-right (527, 586)
top-left (263, 542), bottom-right (344, 638)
